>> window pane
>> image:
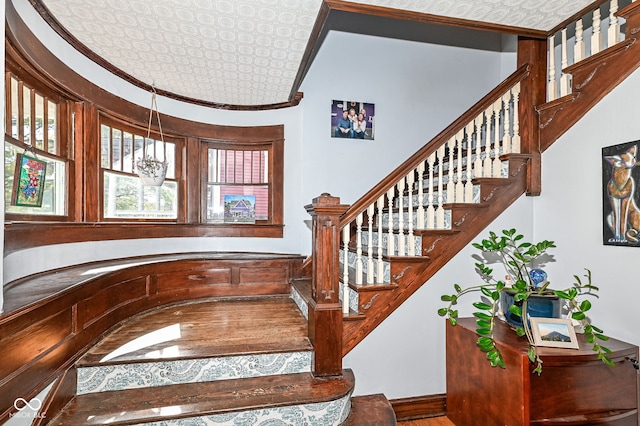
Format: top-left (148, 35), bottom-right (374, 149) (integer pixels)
top-left (10, 77), bottom-right (18, 139)
top-left (4, 142), bottom-right (66, 216)
top-left (103, 171), bottom-right (177, 219)
top-left (23, 86), bottom-right (31, 144)
top-left (48, 100), bottom-right (57, 154)
top-left (206, 184), bottom-right (268, 222)
top-left (112, 128), bottom-right (122, 171)
top-left (123, 132), bottom-right (133, 173)
top-left (35, 93), bottom-right (44, 150)
top-left (100, 124), bottom-right (111, 168)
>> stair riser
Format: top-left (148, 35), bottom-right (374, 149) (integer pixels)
top-left (341, 251), bottom-right (390, 282)
top-left (360, 231), bottom-right (423, 257)
top-left (399, 184), bottom-right (481, 208)
top-left (138, 394), bottom-right (352, 426)
top-left (77, 352), bottom-right (312, 394)
top-left (381, 210), bottom-right (452, 230)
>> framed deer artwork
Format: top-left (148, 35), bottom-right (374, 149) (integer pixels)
top-left (602, 140), bottom-right (640, 246)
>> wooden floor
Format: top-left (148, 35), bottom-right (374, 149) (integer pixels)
top-left (79, 296), bottom-right (312, 365)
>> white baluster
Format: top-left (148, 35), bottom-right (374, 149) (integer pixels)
top-left (455, 130), bottom-right (465, 202)
top-left (560, 28), bottom-right (571, 96)
top-left (511, 83), bottom-right (521, 153)
top-left (387, 187), bottom-right (395, 256)
top-left (446, 137), bottom-right (456, 206)
top-left (472, 117), bottom-right (484, 177)
top-left (407, 171), bottom-right (415, 256)
top-left (376, 195), bottom-right (385, 283)
top-left (487, 103), bottom-right (502, 177)
top-left (473, 116), bottom-right (483, 180)
top-left (342, 225), bottom-right (350, 314)
top-left (548, 35), bottom-right (557, 101)
top-left (502, 91), bottom-right (512, 154)
top-left (426, 153), bottom-right (436, 229)
top-left (592, 8), bottom-right (602, 54)
top-left (436, 145), bottom-right (446, 229)
top-left (366, 204), bottom-right (374, 284)
top-left (608, 0), bottom-right (620, 48)
top-left (460, 123), bottom-right (477, 203)
top-left (355, 213), bottom-right (364, 285)
top-left (482, 108), bottom-right (493, 178)
top-left (416, 162), bottom-right (425, 229)
top-left (492, 100), bottom-right (502, 177)
top-left (574, 19), bottom-right (585, 62)
top-left (396, 177), bottom-right (406, 256)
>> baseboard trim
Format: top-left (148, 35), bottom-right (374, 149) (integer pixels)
top-left (389, 393), bottom-right (447, 421)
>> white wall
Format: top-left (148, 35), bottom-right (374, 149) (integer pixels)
top-left (300, 30), bottom-right (524, 398)
top-left (299, 31), bottom-right (513, 205)
top-left (533, 68), bottom-right (640, 348)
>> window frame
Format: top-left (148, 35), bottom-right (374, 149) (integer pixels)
top-left (4, 20), bottom-right (286, 251)
top-left (200, 137), bottom-right (284, 232)
top-left (98, 114), bottom-right (184, 223)
top-left (4, 70), bottom-right (72, 222)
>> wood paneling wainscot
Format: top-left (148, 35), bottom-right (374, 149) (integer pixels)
top-left (0, 253), bottom-right (304, 423)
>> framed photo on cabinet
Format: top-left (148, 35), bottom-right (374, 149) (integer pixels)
top-left (530, 318), bottom-right (579, 349)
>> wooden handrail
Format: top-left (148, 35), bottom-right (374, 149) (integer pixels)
top-left (546, 0), bottom-right (611, 36)
top-left (339, 64), bottom-right (530, 228)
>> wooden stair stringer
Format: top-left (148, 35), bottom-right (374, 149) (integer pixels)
top-left (539, 1), bottom-right (640, 152)
top-left (342, 155), bottom-right (530, 355)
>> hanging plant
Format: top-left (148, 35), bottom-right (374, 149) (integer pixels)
top-left (136, 155), bottom-right (168, 186)
top-left (136, 85), bottom-right (168, 186)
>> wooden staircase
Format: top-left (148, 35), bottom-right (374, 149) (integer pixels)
top-left (46, 297), bottom-right (396, 425)
top-left (5, 2), bottom-right (640, 424)
top-left (297, 0), bottom-right (640, 359)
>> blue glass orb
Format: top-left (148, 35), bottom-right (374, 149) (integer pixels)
top-left (529, 268), bottom-right (547, 287)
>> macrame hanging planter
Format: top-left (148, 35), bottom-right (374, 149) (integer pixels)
top-left (136, 85), bottom-right (168, 186)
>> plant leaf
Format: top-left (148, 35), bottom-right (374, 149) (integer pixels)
top-left (579, 300), bottom-right (592, 312)
top-left (473, 312), bottom-right (492, 321)
top-left (473, 302), bottom-right (492, 311)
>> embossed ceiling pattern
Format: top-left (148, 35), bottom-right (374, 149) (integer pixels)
top-left (37, 0), bottom-right (595, 107)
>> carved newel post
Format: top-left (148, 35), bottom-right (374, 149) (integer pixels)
top-left (305, 193), bottom-right (349, 377)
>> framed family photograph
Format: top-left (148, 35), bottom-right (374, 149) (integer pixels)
top-left (331, 100), bottom-right (375, 140)
top-left (530, 318), bottom-right (579, 349)
top-left (602, 140), bottom-right (640, 246)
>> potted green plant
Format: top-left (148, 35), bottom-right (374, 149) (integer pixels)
top-left (136, 155), bottom-right (168, 186)
top-left (438, 228), bottom-right (613, 374)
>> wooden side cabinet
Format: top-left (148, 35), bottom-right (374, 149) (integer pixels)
top-left (446, 318), bottom-right (639, 426)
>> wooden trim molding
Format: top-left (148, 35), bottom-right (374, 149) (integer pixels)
top-left (390, 394), bottom-right (447, 421)
top-left (3, 223), bottom-right (285, 254)
top-left (323, 0), bottom-right (547, 39)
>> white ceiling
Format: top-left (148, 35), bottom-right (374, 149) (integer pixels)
top-left (36, 0), bottom-right (595, 107)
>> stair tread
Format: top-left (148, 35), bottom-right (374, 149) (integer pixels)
top-left (78, 297), bottom-right (312, 366)
top-left (49, 370), bottom-right (355, 425)
top-left (343, 394), bottom-right (397, 425)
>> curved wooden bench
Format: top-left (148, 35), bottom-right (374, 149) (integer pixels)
top-left (0, 252), bottom-right (304, 422)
